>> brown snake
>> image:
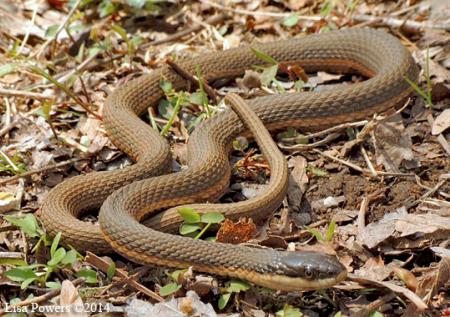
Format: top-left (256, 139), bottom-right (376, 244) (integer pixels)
top-left (40, 29), bottom-right (418, 290)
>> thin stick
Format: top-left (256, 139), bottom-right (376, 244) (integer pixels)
top-left (84, 252), bottom-right (164, 302)
top-left (313, 149), bottom-right (365, 173)
top-left (166, 59), bottom-right (218, 104)
top-left (0, 278), bottom-right (85, 316)
top-left (141, 14), bottom-right (227, 49)
top-left (0, 88), bottom-right (52, 100)
top-left (352, 292), bottom-right (397, 317)
top-left (33, 0), bottom-right (83, 58)
top-left (281, 120), bottom-right (368, 143)
top-left (360, 144), bottom-right (378, 177)
top-left (279, 132), bottom-right (341, 151)
top-left (17, 3), bottom-right (38, 56)
top-left (0, 158), bottom-right (82, 185)
top-left (201, 0), bottom-right (322, 19)
top-left (351, 14), bottom-right (450, 31)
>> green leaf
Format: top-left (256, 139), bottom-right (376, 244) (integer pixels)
top-left (178, 207), bottom-right (201, 224)
top-left (232, 137), bottom-right (249, 152)
top-left (218, 293), bottom-right (232, 310)
top-left (98, 0), bottom-right (117, 17)
top-left (76, 269), bottom-right (97, 284)
top-left (160, 77), bottom-right (173, 94)
top-left (50, 232), bottom-right (61, 257)
top-left (226, 279), bottom-right (251, 293)
top-left (201, 212), bottom-right (225, 224)
top-left (325, 220), bottom-right (336, 242)
top-left (261, 64), bottom-right (278, 87)
top-left (47, 248), bottom-right (66, 267)
top-left (179, 223), bottom-right (201, 235)
top-left (159, 283), bottom-right (181, 296)
top-left (0, 63), bottom-right (18, 78)
top-left (34, 102), bottom-right (53, 120)
top-left (157, 99), bottom-right (174, 120)
top-left (127, 0), bottom-right (147, 8)
top-left (368, 312), bottom-right (384, 317)
top-left (334, 313), bottom-right (342, 317)
top-left (5, 267), bottom-right (37, 282)
top-left (306, 166), bottom-right (328, 177)
top-left (0, 258), bottom-right (27, 266)
top-left (112, 24), bottom-right (127, 40)
top-left (305, 226), bottom-right (324, 242)
top-left (283, 13), bottom-right (299, 27)
top-left (45, 281), bottom-right (61, 289)
top-left (251, 47), bottom-right (278, 65)
top-left (276, 304), bottom-right (303, 317)
top-left (170, 269), bottom-right (186, 282)
top-left (61, 249), bottom-right (77, 265)
top-left (21, 277), bottom-right (37, 290)
top-left (107, 262), bottom-right (116, 282)
top-left (4, 214), bottom-right (41, 238)
top-left (45, 25), bottom-right (59, 38)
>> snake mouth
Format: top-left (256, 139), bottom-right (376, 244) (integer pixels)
top-left (245, 267), bottom-right (347, 292)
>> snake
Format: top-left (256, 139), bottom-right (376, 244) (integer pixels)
top-left (39, 28), bottom-right (418, 291)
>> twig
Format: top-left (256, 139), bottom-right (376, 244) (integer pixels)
top-left (313, 149), bottom-right (364, 173)
top-left (0, 278), bottom-right (85, 316)
top-left (166, 59), bottom-right (219, 104)
top-left (352, 292), bottom-right (397, 317)
top-left (0, 88), bottom-right (52, 100)
top-left (84, 252), bottom-right (164, 302)
top-left (360, 145), bottom-right (378, 177)
top-left (279, 132), bottom-right (341, 151)
top-left (281, 120), bottom-right (368, 143)
top-left (17, 3), bottom-right (38, 56)
top-left (351, 14), bottom-right (450, 31)
top-left (201, 0), bottom-right (322, 19)
top-left (33, 0), bottom-right (83, 58)
top-left (0, 158), bottom-right (82, 186)
top-left (348, 274), bottom-right (428, 310)
top-left (313, 149), bottom-right (415, 178)
top-left (141, 14), bottom-right (227, 49)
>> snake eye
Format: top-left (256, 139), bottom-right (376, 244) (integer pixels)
top-left (304, 267), bottom-right (314, 279)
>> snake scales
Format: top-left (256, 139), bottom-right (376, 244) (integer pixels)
top-left (40, 28), bottom-right (418, 290)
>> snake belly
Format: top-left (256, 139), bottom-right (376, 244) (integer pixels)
top-left (40, 28), bottom-right (418, 290)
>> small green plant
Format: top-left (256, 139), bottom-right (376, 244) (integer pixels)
top-left (282, 13), bottom-right (299, 28)
top-left (3, 214), bottom-right (91, 289)
top-left (158, 269), bottom-right (186, 297)
top-left (251, 48), bottom-right (305, 92)
top-left (405, 48), bottom-right (432, 107)
top-left (305, 166), bottom-right (329, 177)
top-left (0, 152), bottom-right (27, 175)
top-left (158, 77), bottom-right (190, 136)
top-left (305, 220), bottom-right (336, 243)
top-left (276, 304), bottom-right (303, 317)
top-left (177, 207), bottom-right (225, 240)
top-left (112, 24), bottom-right (142, 64)
top-left (218, 279), bottom-right (250, 309)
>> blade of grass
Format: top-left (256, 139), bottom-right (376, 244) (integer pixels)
top-left (28, 65), bottom-right (101, 120)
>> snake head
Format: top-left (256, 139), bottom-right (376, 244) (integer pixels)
top-left (279, 251), bottom-right (346, 279)
top-left (267, 251), bottom-right (347, 290)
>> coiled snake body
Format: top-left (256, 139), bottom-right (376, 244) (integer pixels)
top-left (40, 29), bottom-right (417, 290)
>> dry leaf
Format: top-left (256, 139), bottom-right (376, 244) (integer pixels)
top-left (392, 266), bottom-right (419, 291)
top-left (125, 291), bottom-right (216, 317)
top-left (374, 114), bottom-right (419, 172)
top-left (287, 156), bottom-right (308, 211)
top-left (44, 280), bottom-right (89, 317)
top-left (216, 218), bottom-right (257, 244)
top-left (360, 208), bottom-right (450, 249)
top-left (432, 109), bottom-right (450, 135)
